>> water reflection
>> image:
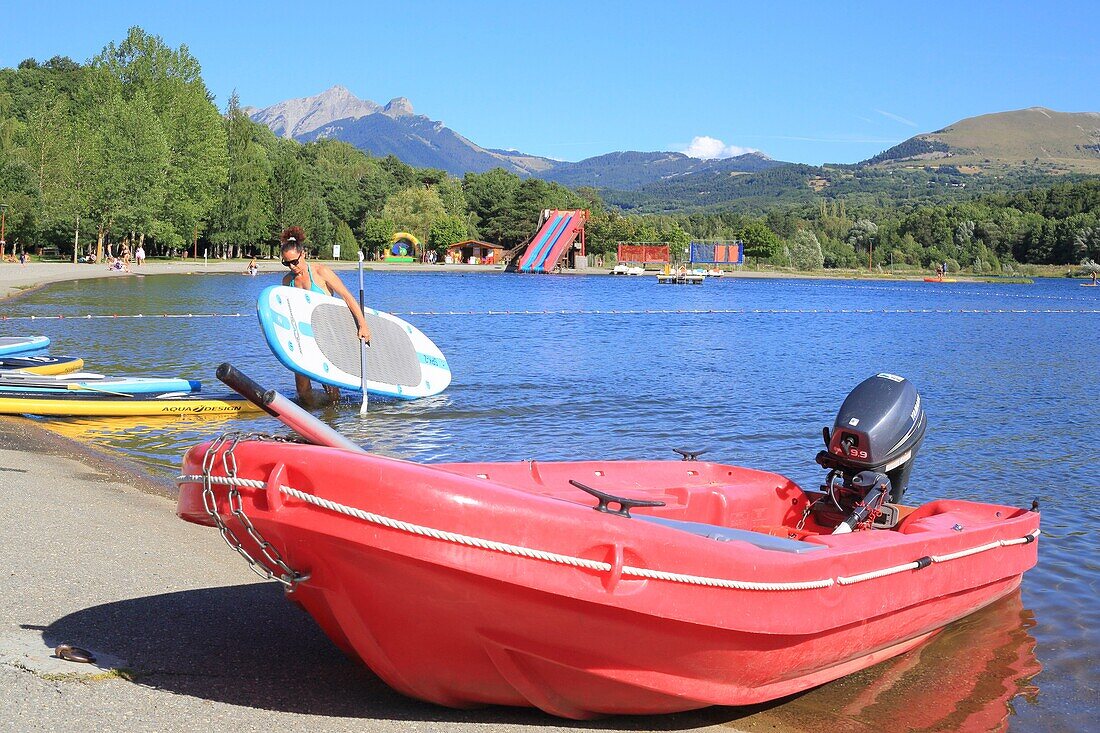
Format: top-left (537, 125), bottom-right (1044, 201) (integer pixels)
top-left (39, 414), bottom-right (247, 475)
top-left (754, 590), bottom-right (1040, 732)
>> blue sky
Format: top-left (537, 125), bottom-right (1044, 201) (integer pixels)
top-left (3, 0), bottom-right (1097, 165)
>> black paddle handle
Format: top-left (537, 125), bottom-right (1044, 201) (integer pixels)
top-left (216, 362), bottom-right (277, 416)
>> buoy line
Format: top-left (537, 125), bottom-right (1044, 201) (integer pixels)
top-left (785, 280), bottom-right (1099, 303)
top-left (2, 308), bottom-right (1099, 322)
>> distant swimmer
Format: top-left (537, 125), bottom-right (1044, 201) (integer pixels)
top-left (279, 226), bottom-right (371, 406)
top-left (244, 257), bottom-right (258, 276)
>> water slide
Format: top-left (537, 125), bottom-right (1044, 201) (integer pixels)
top-left (517, 210), bottom-right (586, 273)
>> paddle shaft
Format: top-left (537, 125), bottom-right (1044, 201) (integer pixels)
top-left (358, 251), bottom-right (368, 414)
top-left (216, 363), bottom-right (364, 453)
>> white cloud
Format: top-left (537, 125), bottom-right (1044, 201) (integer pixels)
top-left (681, 136), bottom-right (759, 159)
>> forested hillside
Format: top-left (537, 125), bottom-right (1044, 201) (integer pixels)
top-left (0, 27), bottom-right (1097, 275)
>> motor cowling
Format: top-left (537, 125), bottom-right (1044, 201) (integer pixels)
top-left (814, 374), bottom-right (926, 530)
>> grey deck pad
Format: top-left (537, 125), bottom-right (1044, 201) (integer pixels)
top-left (312, 303), bottom-right (422, 387)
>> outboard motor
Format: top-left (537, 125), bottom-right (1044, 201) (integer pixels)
top-left (813, 373), bottom-right (926, 533)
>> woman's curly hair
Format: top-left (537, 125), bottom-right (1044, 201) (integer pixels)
top-left (280, 226), bottom-right (307, 250)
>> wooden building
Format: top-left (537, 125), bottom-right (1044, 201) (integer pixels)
top-left (445, 240), bottom-right (505, 265)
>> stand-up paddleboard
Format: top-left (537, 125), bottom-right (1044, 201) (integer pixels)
top-left (0, 336), bottom-right (50, 357)
top-left (257, 285), bottom-right (451, 399)
top-left (0, 355), bottom-right (84, 375)
top-left (0, 391), bottom-right (261, 417)
top-left (0, 372), bottom-right (200, 395)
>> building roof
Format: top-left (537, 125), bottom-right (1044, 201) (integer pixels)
top-left (448, 239), bottom-right (504, 250)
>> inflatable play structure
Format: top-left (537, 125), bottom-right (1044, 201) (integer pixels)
top-left (385, 232), bottom-right (419, 263)
top-left (508, 210), bottom-right (588, 273)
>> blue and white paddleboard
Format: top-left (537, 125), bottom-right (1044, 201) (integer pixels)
top-left (257, 285), bottom-right (451, 400)
top-left (0, 336), bottom-right (50, 357)
top-left (0, 371), bottom-right (201, 395)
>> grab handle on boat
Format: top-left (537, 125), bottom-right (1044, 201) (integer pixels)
top-left (569, 479), bottom-right (666, 518)
top-left (217, 362), bottom-right (365, 453)
top-left (673, 448), bottom-right (707, 461)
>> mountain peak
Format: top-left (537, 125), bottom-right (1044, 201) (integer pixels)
top-left (383, 97), bottom-right (414, 117)
top-left (251, 86), bottom-right (380, 139)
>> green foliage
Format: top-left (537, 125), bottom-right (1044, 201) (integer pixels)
top-left (739, 219), bottom-right (782, 261)
top-left (788, 229), bottom-right (824, 270)
top-left (330, 219), bottom-right (358, 259)
top-left (210, 92), bottom-right (273, 252)
top-left (361, 216), bottom-right (395, 258)
top-left (382, 186), bottom-right (446, 245)
top-left (821, 237), bottom-right (859, 268)
top-left (428, 215), bottom-right (468, 252)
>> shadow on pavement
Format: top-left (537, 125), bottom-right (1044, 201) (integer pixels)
top-left (39, 582), bottom-right (758, 729)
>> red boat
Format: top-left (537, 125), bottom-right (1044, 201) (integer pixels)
top-left (177, 373), bottom-right (1039, 718)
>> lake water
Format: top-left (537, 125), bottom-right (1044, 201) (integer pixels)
top-left (8, 269), bottom-right (1099, 730)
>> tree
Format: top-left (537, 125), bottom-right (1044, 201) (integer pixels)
top-left (820, 237), bottom-right (859, 268)
top-left (331, 220), bottom-right (357, 260)
top-left (382, 186), bottom-right (446, 245)
top-left (16, 88), bottom-right (73, 239)
top-left (428, 215), bottom-right (468, 254)
top-left (361, 217), bottom-right (395, 259)
top-left (94, 27), bottom-right (228, 253)
top-left (739, 219), bottom-right (782, 262)
top-left (87, 89), bottom-right (169, 260)
top-left (788, 229), bottom-right (824, 270)
top-left (463, 168), bottom-right (519, 245)
top-left (846, 219), bottom-right (879, 254)
top-left (210, 92), bottom-right (273, 256)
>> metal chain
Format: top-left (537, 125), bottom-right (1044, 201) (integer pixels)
top-left (199, 432), bottom-right (310, 590)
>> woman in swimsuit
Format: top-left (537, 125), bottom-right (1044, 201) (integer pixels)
top-left (279, 226), bottom-right (372, 406)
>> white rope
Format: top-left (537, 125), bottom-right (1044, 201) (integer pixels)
top-left (837, 529), bottom-right (1040, 585)
top-left (931, 530), bottom-right (1040, 562)
top-left (837, 561), bottom-right (923, 585)
top-left (178, 474), bottom-right (1039, 592)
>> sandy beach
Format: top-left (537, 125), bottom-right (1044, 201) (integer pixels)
top-left (0, 258), bottom-right (514, 302)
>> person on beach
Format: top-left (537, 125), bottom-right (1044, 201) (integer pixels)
top-left (279, 226), bottom-right (371, 406)
top-left (135, 245), bottom-right (145, 266)
top-left (244, 257), bottom-right (258, 276)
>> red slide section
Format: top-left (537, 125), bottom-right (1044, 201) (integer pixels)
top-left (531, 210), bottom-right (587, 273)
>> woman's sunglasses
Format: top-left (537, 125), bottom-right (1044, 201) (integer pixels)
top-left (282, 255), bottom-right (303, 268)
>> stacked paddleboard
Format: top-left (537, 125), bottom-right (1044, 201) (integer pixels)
top-left (257, 285), bottom-right (451, 399)
top-left (0, 391), bottom-right (261, 417)
top-left (0, 355), bottom-right (85, 375)
top-left (0, 336), bottom-right (50, 357)
top-left (0, 345), bottom-right (258, 416)
top-left (0, 371), bottom-right (200, 395)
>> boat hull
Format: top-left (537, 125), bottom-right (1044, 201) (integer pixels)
top-left (178, 441), bottom-right (1039, 718)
